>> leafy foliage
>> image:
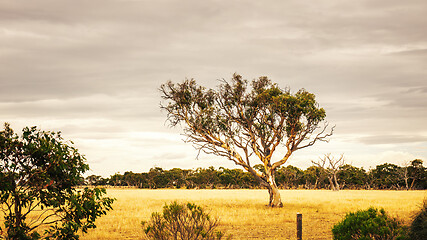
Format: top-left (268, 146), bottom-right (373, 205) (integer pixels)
top-left (338, 165), bottom-right (368, 189)
top-left (88, 160), bottom-right (426, 190)
top-left (142, 201), bottom-right (231, 240)
top-left (160, 74), bottom-right (333, 206)
top-left (276, 165), bottom-right (304, 189)
top-left (371, 163), bottom-right (403, 189)
top-left (0, 123), bottom-right (114, 239)
top-left (410, 200), bottom-right (427, 240)
top-left (332, 208), bottom-right (409, 240)
top-left (407, 159), bottom-right (427, 189)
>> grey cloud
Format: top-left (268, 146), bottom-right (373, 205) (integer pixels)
top-left (1, 0), bottom-right (427, 174)
top-left (0, 94), bottom-right (159, 119)
top-left (358, 135), bottom-right (427, 145)
top-left (388, 48), bottom-right (427, 57)
top-left (155, 152), bottom-right (188, 161)
top-left (386, 88), bottom-right (427, 109)
top-left (297, 1), bottom-right (427, 46)
top-left (2, 0), bottom-right (426, 102)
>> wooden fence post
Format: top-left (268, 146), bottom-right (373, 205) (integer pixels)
top-left (297, 213), bottom-right (302, 240)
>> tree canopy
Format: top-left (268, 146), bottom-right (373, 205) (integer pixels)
top-left (85, 159), bottom-right (427, 190)
top-left (0, 123), bottom-right (114, 239)
top-left (160, 74), bottom-right (333, 207)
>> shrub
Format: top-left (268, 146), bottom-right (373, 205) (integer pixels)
top-left (0, 123), bottom-right (114, 239)
top-left (142, 201), bottom-right (231, 240)
top-left (410, 200), bottom-right (427, 240)
top-left (332, 207), bottom-right (409, 240)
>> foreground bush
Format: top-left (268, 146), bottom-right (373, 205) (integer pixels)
top-left (332, 207), bottom-right (408, 240)
top-left (0, 123), bottom-right (114, 239)
top-left (410, 200), bottom-right (427, 240)
top-left (142, 201), bottom-right (231, 240)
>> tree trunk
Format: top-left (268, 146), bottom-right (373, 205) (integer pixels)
top-left (246, 165), bottom-right (283, 207)
top-left (13, 192), bottom-right (23, 237)
top-left (403, 168), bottom-right (409, 190)
top-left (266, 170), bottom-right (283, 207)
top-left (333, 173), bottom-right (340, 191)
top-left (328, 176), bottom-right (336, 191)
top-left (410, 179), bottom-right (416, 190)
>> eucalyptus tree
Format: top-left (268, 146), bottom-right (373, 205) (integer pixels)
top-left (160, 74), bottom-right (333, 207)
top-left (371, 163), bottom-right (402, 189)
top-left (338, 164), bottom-right (368, 189)
top-left (407, 159), bottom-right (426, 189)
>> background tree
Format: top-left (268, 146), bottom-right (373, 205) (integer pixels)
top-left (190, 167), bottom-right (220, 189)
top-left (86, 175), bottom-right (108, 186)
top-left (337, 165), bottom-right (368, 189)
top-left (371, 163), bottom-right (402, 189)
top-left (0, 123), bottom-right (114, 239)
top-left (303, 166), bottom-right (325, 189)
top-left (312, 153), bottom-right (345, 191)
top-left (108, 173), bottom-right (124, 186)
top-left (147, 167), bottom-right (170, 189)
top-left (160, 74), bottom-right (333, 207)
top-left (220, 167), bottom-right (257, 189)
top-left (164, 168), bottom-right (189, 188)
top-left (400, 161), bottom-right (412, 190)
top-left (81, 162), bottom-right (425, 190)
top-left (218, 167), bottom-right (248, 188)
top-left (276, 165), bottom-right (304, 189)
top-left (122, 171), bottom-right (146, 188)
top-left (407, 159), bottom-right (426, 189)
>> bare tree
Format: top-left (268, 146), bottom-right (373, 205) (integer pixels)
top-left (160, 74), bottom-right (333, 207)
top-left (399, 160), bottom-right (411, 190)
top-left (312, 153), bottom-right (345, 191)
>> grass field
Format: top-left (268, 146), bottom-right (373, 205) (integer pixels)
top-left (76, 189), bottom-right (426, 240)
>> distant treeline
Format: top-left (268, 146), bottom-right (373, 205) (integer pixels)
top-left (85, 159), bottom-right (426, 190)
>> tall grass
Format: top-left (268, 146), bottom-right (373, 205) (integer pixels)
top-left (10, 189), bottom-right (424, 240)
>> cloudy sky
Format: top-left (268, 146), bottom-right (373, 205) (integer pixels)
top-left (1, 0), bottom-right (426, 176)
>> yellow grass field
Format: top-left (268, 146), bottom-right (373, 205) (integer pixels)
top-left (77, 189), bottom-right (426, 240)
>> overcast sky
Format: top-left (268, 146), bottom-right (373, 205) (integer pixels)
top-left (1, 0), bottom-right (426, 176)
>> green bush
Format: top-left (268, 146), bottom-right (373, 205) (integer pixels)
top-left (332, 207), bottom-right (409, 240)
top-left (410, 200), bottom-right (427, 240)
top-left (0, 123), bottom-right (114, 239)
top-left (142, 201), bottom-right (231, 240)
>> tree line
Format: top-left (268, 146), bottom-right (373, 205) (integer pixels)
top-left (85, 159), bottom-right (426, 190)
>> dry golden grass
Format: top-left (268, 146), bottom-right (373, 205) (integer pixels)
top-left (1, 189), bottom-right (424, 239)
top-left (77, 189), bottom-right (426, 240)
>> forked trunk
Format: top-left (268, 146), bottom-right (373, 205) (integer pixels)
top-left (403, 168), bottom-right (409, 190)
top-left (266, 171), bottom-right (283, 207)
top-left (328, 176), bottom-right (337, 191)
top-left (333, 174), bottom-right (340, 191)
